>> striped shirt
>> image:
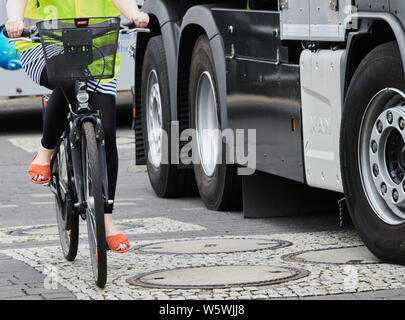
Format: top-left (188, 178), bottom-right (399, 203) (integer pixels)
top-left (20, 45), bottom-right (118, 97)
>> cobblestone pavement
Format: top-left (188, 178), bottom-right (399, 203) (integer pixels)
top-left (1, 128), bottom-right (405, 300)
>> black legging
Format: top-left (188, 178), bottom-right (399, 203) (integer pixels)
top-left (39, 70), bottom-right (118, 214)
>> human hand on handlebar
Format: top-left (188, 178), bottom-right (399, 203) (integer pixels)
top-left (5, 19), bottom-right (24, 38)
top-left (130, 10), bottom-right (149, 29)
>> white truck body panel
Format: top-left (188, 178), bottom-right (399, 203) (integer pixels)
top-left (280, 0), bottom-right (352, 42)
top-left (300, 49), bottom-right (346, 193)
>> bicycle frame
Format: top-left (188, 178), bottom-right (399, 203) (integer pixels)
top-left (49, 81), bottom-right (111, 218)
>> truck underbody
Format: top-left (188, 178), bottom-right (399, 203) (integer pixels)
top-left (132, 0), bottom-right (405, 263)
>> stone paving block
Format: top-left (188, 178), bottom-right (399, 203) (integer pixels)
top-left (354, 289), bottom-right (405, 300)
top-left (0, 278), bottom-right (13, 287)
top-left (0, 261), bottom-right (34, 273)
top-left (11, 272), bottom-right (46, 282)
top-left (384, 295), bottom-right (405, 300)
top-left (9, 278), bottom-right (46, 287)
top-left (24, 281), bottom-right (50, 289)
top-left (23, 287), bottom-right (69, 295)
top-left (40, 292), bottom-right (77, 300)
top-left (9, 295), bottom-right (44, 300)
top-left (301, 293), bottom-right (356, 300)
top-left (0, 285), bottom-right (27, 299)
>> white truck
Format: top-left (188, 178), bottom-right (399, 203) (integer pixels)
top-left (132, 0), bottom-right (405, 263)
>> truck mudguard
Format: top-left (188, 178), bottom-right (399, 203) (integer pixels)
top-left (353, 11), bottom-right (405, 78)
top-left (137, 0), bottom-right (183, 121)
top-left (179, 5), bottom-right (228, 128)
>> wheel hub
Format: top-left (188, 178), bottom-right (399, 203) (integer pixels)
top-left (146, 69), bottom-right (163, 168)
top-left (195, 71), bottom-right (220, 177)
top-left (386, 129), bottom-right (405, 184)
top-left (359, 88), bottom-right (405, 225)
top-left (369, 106), bottom-right (405, 209)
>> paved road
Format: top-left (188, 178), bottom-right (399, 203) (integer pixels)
top-left (0, 106), bottom-right (404, 300)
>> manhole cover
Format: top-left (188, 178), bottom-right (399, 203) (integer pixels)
top-left (8, 222), bottom-right (143, 237)
top-left (127, 265), bottom-right (309, 289)
top-left (9, 225), bottom-right (58, 236)
top-left (135, 238), bottom-right (291, 254)
top-left (283, 246), bottom-right (381, 265)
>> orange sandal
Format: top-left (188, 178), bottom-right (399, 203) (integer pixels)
top-left (106, 233), bottom-right (130, 253)
top-left (28, 155), bottom-right (51, 184)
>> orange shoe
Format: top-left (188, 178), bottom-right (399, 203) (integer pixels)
top-left (28, 155), bottom-right (51, 184)
top-left (106, 233), bottom-right (130, 253)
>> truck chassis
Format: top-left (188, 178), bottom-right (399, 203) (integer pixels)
top-left (132, 0), bottom-right (405, 263)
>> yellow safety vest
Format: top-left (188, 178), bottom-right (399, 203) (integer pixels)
top-left (18, 0), bottom-right (121, 82)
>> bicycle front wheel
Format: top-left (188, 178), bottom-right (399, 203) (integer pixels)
top-left (81, 121), bottom-right (107, 288)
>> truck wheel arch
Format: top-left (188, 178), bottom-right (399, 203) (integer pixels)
top-left (178, 5), bottom-right (228, 131)
top-left (344, 12), bottom-right (405, 100)
top-left (134, 0), bottom-right (182, 164)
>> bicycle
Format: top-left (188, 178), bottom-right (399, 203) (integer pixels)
top-left (5, 17), bottom-right (149, 288)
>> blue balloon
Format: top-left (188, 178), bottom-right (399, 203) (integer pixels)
top-left (0, 27), bottom-right (22, 71)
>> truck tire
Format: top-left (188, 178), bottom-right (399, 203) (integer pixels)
top-left (189, 35), bottom-right (242, 211)
top-left (141, 36), bottom-right (197, 198)
top-left (341, 41), bottom-right (405, 264)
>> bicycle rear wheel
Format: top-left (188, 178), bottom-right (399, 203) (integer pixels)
top-left (53, 139), bottom-right (79, 261)
top-left (81, 121), bottom-right (107, 288)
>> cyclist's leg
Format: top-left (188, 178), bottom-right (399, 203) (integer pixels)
top-left (40, 70), bottom-right (76, 149)
top-left (30, 69), bottom-right (75, 181)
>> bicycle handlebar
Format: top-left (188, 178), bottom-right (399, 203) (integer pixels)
top-left (3, 27), bottom-right (37, 43)
top-left (120, 22), bottom-right (150, 35)
top-left (3, 23), bottom-right (149, 43)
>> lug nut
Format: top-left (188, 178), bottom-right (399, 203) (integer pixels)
top-left (371, 141), bottom-right (378, 153)
top-left (377, 120), bottom-right (383, 133)
top-left (372, 164), bottom-right (379, 177)
top-left (387, 111), bottom-right (393, 124)
top-left (400, 118), bottom-right (405, 130)
top-left (393, 189), bottom-right (399, 202)
top-left (381, 183), bottom-right (387, 195)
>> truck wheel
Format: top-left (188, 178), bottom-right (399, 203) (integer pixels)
top-left (341, 41), bottom-right (405, 263)
top-left (142, 36), bottom-right (197, 198)
top-left (189, 35), bottom-right (242, 211)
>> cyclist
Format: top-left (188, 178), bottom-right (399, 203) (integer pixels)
top-left (5, 0), bottom-right (149, 253)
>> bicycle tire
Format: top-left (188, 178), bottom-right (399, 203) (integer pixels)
top-left (53, 139), bottom-right (79, 261)
top-left (81, 121), bottom-right (107, 288)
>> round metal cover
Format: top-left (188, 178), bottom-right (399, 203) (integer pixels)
top-left (283, 246), bottom-right (381, 265)
top-left (135, 238), bottom-right (291, 254)
top-left (8, 222), bottom-right (143, 236)
top-left (8, 225), bottom-right (58, 236)
top-left (127, 265), bottom-right (309, 289)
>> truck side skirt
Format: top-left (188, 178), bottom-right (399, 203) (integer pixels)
top-left (212, 8), bottom-right (305, 183)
